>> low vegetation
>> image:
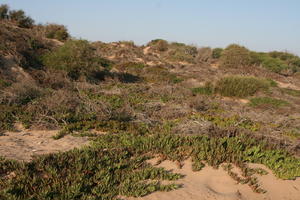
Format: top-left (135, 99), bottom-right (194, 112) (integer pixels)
top-left (220, 44), bottom-right (252, 68)
top-left (0, 4), bottom-right (34, 28)
top-left (215, 76), bottom-right (273, 98)
top-left (42, 40), bottom-right (111, 80)
top-left (44, 23), bottom-right (69, 42)
top-left (249, 97), bottom-right (289, 108)
top-left (1, 133), bottom-right (299, 199)
top-left (1, 4), bottom-right (300, 199)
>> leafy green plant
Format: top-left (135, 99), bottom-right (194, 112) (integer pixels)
top-left (249, 97), bottom-right (289, 108)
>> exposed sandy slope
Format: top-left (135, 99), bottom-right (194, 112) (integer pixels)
top-left (126, 159), bottom-right (300, 200)
top-left (0, 128), bottom-right (90, 161)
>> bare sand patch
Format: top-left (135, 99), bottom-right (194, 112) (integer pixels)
top-left (0, 129), bottom-right (90, 161)
top-left (126, 159), bottom-right (300, 200)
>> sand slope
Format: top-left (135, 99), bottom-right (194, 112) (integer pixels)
top-left (0, 129), bottom-right (90, 161)
top-left (126, 159), bottom-right (300, 200)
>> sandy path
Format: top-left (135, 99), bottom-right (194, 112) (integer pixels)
top-left (0, 129), bottom-right (90, 161)
top-left (126, 159), bottom-right (300, 200)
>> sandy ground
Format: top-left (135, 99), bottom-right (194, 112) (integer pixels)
top-left (1, 128), bottom-right (299, 199)
top-left (126, 159), bottom-right (300, 200)
top-left (0, 128), bottom-right (90, 161)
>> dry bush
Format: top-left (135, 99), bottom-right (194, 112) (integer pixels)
top-left (26, 89), bottom-right (81, 128)
top-left (189, 96), bottom-right (210, 112)
top-left (220, 44), bottom-right (251, 68)
top-left (0, 79), bottom-right (42, 105)
top-left (196, 47), bottom-right (212, 63)
top-left (31, 69), bottom-right (72, 90)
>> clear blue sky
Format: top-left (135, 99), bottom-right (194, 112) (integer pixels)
top-left (2, 0), bottom-right (300, 55)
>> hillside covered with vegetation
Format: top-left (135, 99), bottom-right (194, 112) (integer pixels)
top-left (1, 4), bottom-right (300, 200)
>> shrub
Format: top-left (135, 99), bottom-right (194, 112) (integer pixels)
top-left (149, 39), bottom-right (169, 51)
top-left (220, 44), bottom-right (251, 68)
top-left (9, 9), bottom-right (34, 28)
top-left (249, 97), bottom-right (289, 108)
top-left (212, 48), bottom-right (223, 59)
top-left (167, 43), bottom-right (197, 63)
top-left (42, 40), bottom-right (109, 80)
top-left (0, 4), bottom-right (9, 19)
top-left (251, 51), bottom-right (299, 74)
top-left (191, 82), bottom-right (214, 95)
top-left (45, 23), bottom-right (69, 41)
top-left (215, 76), bottom-right (272, 98)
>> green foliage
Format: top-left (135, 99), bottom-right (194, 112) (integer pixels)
top-left (1, 132), bottom-right (300, 198)
top-left (0, 148), bottom-right (182, 199)
top-left (93, 133), bottom-right (300, 180)
top-left (249, 97), bottom-right (289, 108)
top-left (220, 44), bottom-right (251, 68)
top-left (215, 76), bottom-right (272, 98)
top-left (191, 113), bottom-right (261, 131)
top-left (212, 48), bottom-right (223, 59)
top-left (45, 23), bottom-right (69, 41)
top-left (191, 82), bottom-right (214, 95)
top-left (261, 56), bottom-right (289, 73)
top-left (0, 4), bottom-right (9, 19)
top-left (9, 9), bottom-right (34, 28)
top-left (251, 51), bottom-right (299, 74)
top-left (42, 40), bottom-right (109, 80)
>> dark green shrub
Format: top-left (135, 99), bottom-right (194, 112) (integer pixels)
top-left (215, 76), bottom-right (272, 98)
top-left (212, 48), bottom-right (223, 59)
top-left (42, 40), bottom-right (108, 80)
top-left (45, 23), bottom-right (69, 41)
top-left (9, 9), bottom-right (34, 28)
top-left (220, 44), bottom-right (251, 68)
top-left (0, 4), bottom-right (9, 19)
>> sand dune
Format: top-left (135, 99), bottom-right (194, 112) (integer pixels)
top-left (126, 159), bottom-right (300, 200)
